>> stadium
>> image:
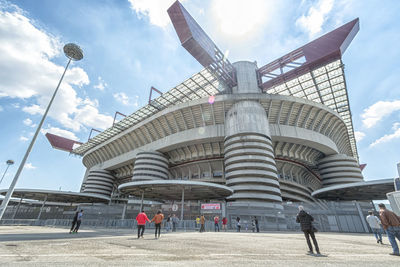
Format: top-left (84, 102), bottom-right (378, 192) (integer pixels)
top-left (1, 1), bottom-right (397, 232)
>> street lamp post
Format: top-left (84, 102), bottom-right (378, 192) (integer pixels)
top-left (0, 160), bottom-right (14, 186)
top-left (0, 43), bottom-right (83, 220)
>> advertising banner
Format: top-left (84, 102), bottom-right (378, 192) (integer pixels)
top-left (201, 203), bottom-right (221, 210)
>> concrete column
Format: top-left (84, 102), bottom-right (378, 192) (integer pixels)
top-left (139, 191), bottom-right (144, 211)
top-left (121, 203), bottom-right (128, 220)
top-left (180, 188), bottom-right (185, 221)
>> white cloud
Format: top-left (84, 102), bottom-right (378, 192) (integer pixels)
top-left (354, 131), bottom-right (365, 142)
top-left (211, 0), bottom-right (276, 38)
top-left (296, 0), bottom-right (334, 37)
top-left (23, 118), bottom-right (32, 126)
top-left (41, 126), bottom-right (79, 141)
top-left (19, 136), bottom-right (29, 142)
top-left (24, 162), bottom-right (36, 170)
top-left (128, 0), bottom-right (178, 28)
top-left (113, 92), bottom-right (139, 107)
top-left (361, 100), bottom-right (400, 128)
top-left (0, 8), bottom-right (113, 132)
top-left (370, 122), bottom-right (400, 147)
top-left (93, 76), bottom-right (107, 91)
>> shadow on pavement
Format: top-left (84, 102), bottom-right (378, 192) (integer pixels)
top-left (0, 229), bottom-right (135, 242)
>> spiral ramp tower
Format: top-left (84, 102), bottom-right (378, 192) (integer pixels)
top-left (318, 154), bottom-right (364, 187)
top-left (131, 151), bottom-right (169, 182)
top-left (224, 62), bottom-right (286, 229)
top-left (82, 168), bottom-right (115, 198)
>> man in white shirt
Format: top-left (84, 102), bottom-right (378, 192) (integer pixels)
top-left (366, 210), bottom-right (383, 244)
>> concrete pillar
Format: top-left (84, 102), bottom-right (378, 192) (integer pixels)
top-left (139, 191), bottom-right (144, 211)
top-left (180, 188), bottom-right (185, 221)
top-left (121, 203), bottom-right (127, 220)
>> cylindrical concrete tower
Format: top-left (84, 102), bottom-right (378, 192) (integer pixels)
top-left (83, 168), bottom-right (115, 197)
top-left (132, 151), bottom-right (169, 182)
top-left (318, 154), bottom-right (363, 187)
top-left (224, 62), bottom-right (285, 228)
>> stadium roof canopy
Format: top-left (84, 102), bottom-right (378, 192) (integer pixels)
top-left (72, 69), bottom-right (227, 156)
top-left (118, 180), bottom-right (233, 201)
top-left (259, 19), bottom-right (360, 159)
top-left (0, 189), bottom-right (110, 203)
top-left (311, 179), bottom-right (395, 200)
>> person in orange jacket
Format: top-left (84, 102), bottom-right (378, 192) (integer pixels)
top-left (136, 210), bottom-right (151, 239)
top-left (151, 210), bottom-right (164, 239)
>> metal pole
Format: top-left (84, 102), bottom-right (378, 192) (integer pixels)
top-left (139, 191), bottom-right (144, 211)
top-left (0, 164), bottom-right (11, 185)
top-left (37, 195), bottom-right (48, 220)
top-left (180, 187), bottom-right (184, 221)
top-left (0, 59), bottom-right (72, 220)
top-left (12, 196), bottom-right (23, 220)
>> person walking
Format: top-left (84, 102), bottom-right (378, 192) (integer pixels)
top-left (296, 206), bottom-right (321, 255)
top-left (251, 218), bottom-right (256, 232)
top-left (236, 217), bottom-right (241, 232)
top-left (72, 209), bottom-right (84, 233)
top-left (366, 210), bottom-right (383, 244)
top-left (69, 210), bottom-right (79, 234)
top-left (200, 215), bottom-right (205, 233)
top-left (136, 210), bottom-right (151, 239)
top-left (222, 217), bottom-right (227, 232)
top-left (214, 215), bottom-right (220, 232)
top-left (254, 216), bottom-right (260, 233)
top-left (378, 203), bottom-right (400, 256)
top-left (165, 214), bottom-right (171, 232)
top-left (151, 210), bottom-right (164, 239)
top-left (196, 217), bottom-right (200, 230)
top-left (171, 214), bottom-right (179, 232)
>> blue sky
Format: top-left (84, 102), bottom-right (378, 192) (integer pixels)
top-left (0, 0), bottom-right (399, 193)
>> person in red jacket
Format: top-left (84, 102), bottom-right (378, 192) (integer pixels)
top-left (136, 210), bottom-right (151, 239)
top-left (222, 217), bottom-right (228, 232)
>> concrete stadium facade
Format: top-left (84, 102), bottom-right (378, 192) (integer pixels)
top-left (75, 59), bottom-right (363, 223)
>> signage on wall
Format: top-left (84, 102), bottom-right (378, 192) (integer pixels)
top-left (172, 204), bottom-right (179, 211)
top-left (201, 203), bottom-right (221, 210)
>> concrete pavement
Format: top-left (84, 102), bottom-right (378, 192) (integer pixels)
top-left (0, 226), bottom-right (399, 266)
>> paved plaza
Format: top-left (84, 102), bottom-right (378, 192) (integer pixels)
top-left (0, 226), bottom-right (399, 266)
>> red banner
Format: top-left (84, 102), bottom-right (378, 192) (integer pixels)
top-left (201, 203), bottom-right (221, 210)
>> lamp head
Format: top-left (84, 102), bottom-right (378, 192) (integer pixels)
top-left (6, 160), bottom-right (14, 165)
top-left (63, 43), bottom-right (83, 61)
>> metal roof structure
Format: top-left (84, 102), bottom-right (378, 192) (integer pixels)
top-left (118, 180), bottom-right (233, 201)
top-left (311, 179), bottom-right (395, 200)
top-left (72, 2), bottom-right (360, 163)
top-left (259, 19), bottom-right (360, 159)
top-left (73, 68), bottom-right (227, 156)
top-left (0, 189), bottom-right (110, 203)
top-left (168, 0), bottom-right (236, 87)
